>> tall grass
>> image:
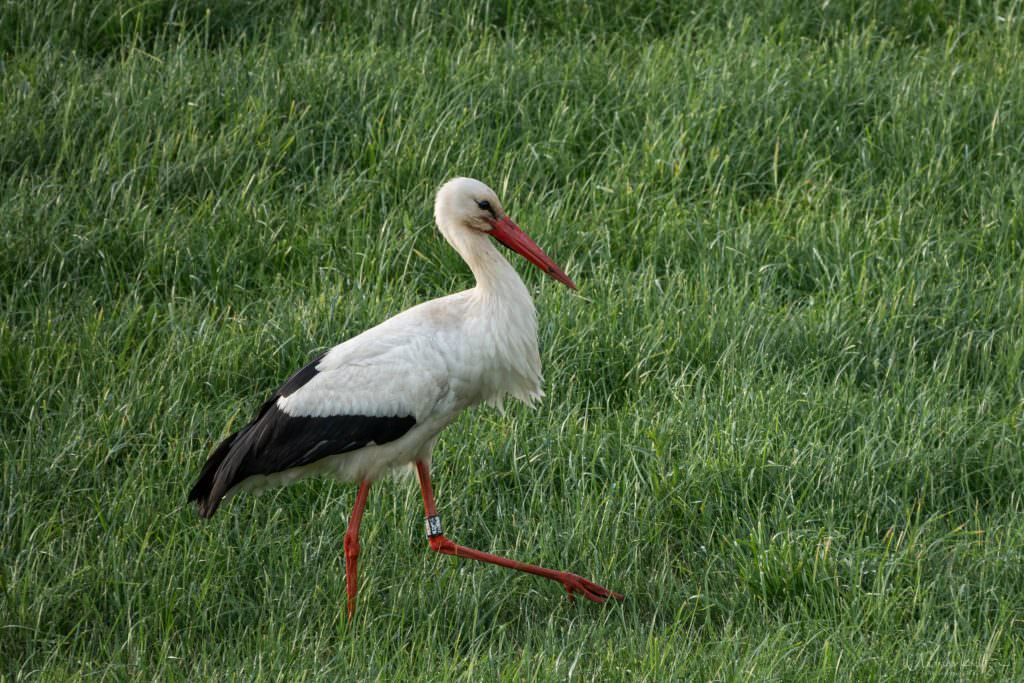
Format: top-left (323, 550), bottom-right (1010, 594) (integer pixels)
top-left (3, 2), bottom-right (1023, 679)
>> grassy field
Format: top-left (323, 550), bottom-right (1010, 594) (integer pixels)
top-left (3, 1), bottom-right (1023, 679)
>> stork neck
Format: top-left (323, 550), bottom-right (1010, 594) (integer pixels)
top-left (447, 228), bottom-right (530, 300)
top-left (441, 224), bottom-right (543, 408)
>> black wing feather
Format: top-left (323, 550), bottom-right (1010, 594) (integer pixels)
top-left (188, 353), bottom-right (416, 517)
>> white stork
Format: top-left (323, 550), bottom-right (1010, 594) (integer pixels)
top-left (188, 177), bottom-right (622, 616)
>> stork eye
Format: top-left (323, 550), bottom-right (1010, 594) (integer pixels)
top-left (476, 199), bottom-right (498, 220)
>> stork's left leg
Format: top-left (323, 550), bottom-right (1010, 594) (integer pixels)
top-left (344, 480), bottom-right (371, 619)
top-left (414, 461), bottom-right (623, 603)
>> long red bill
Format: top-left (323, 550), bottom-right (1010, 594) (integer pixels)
top-left (485, 216), bottom-right (576, 289)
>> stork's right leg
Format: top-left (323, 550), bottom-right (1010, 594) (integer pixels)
top-left (414, 461), bottom-right (622, 603)
top-left (344, 480), bottom-right (371, 619)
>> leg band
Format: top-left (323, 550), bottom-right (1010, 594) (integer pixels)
top-left (425, 514), bottom-right (443, 538)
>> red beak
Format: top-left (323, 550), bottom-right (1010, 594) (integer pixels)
top-left (485, 216), bottom-right (576, 289)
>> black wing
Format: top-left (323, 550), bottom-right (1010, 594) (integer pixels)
top-left (187, 353), bottom-right (416, 517)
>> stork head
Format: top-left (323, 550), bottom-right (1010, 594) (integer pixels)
top-left (434, 177), bottom-right (576, 289)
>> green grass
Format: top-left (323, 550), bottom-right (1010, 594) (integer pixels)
top-left (3, 1), bottom-right (1023, 679)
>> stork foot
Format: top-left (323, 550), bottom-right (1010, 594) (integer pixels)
top-left (557, 572), bottom-right (624, 604)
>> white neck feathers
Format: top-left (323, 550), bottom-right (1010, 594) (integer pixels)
top-left (437, 220), bottom-right (544, 408)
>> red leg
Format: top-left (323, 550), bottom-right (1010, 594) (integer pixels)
top-left (415, 461), bottom-right (623, 603)
top-left (344, 480), bottom-right (371, 619)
